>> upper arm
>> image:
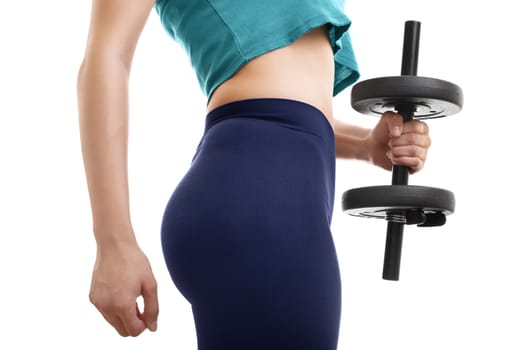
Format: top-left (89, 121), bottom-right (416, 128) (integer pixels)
top-left (83, 0), bottom-right (156, 69)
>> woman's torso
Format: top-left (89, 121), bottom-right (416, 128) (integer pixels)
top-left (207, 26), bottom-right (336, 125)
top-left (154, 0), bottom-right (359, 123)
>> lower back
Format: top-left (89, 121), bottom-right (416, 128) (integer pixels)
top-left (207, 25), bottom-right (335, 124)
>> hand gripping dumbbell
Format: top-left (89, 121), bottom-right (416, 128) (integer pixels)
top-left (342, 21), bottom-right (463, 281)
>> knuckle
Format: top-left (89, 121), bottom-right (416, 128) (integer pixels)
top-left (88, 292), bottom-right (96, 305)
top-left (112, 301), bottom-right (129, 313)
top-left (409, 133), bottom-right (420, 144)
top-left (418, 121), bottom-right (429, 133)
top-left (97, 298), bottom-right (122, 313)
top-left (95, 295), bottom-right (127, 313)
top-left (421, 146), bottom-right (428, 159)
top-left (128, 322), bottom-right (146, 337)
top-left (398, 145), bottom-right (418, 158)
top-left (410, 145), bottom-right (420, 157)
top-left (116, 328), bottom-right (129, 337)
top-left (423, 121), bottom-right (430, 134)
top-left (129, 329), bottom-right (143, 337)
top-left (89, 293), bottom-right (109, 311)
top-left (145, 280), bottom-right (158, 293)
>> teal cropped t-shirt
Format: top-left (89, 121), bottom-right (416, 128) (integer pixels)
top-left (154, 0), bottom-right (360, 101)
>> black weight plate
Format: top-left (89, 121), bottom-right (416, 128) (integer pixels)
top-left (342, 185), bottom-right (455, 219)
top-left (351, 76), bottom-right (463, 119)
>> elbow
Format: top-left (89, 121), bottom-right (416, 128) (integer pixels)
top-left (77, 59), bottom-right (89, 93)
top-left (77, 56), bottom-right (96, 98)
top-left (76, 53), bottom-right (130, 132)
top-left (77, 51), bottom-right (130, 87)
top-left (76, 53), bottom-right (130, 107)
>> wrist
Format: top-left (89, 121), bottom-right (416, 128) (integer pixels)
top-left (361, 131), bottom-right (376, 163)
top-left (93, 222), bottom-right (137, 248)
top-left (333, 118), bottom-right (372, 160)
top-left (335, 130), bottom-right (371, 161)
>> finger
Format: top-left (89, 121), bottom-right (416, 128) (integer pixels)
top-left (100, 311), bottom-right (130, 337)
top-left (121, 305), bottom-right (147, 337)
top-left (390, 155), bottom-right (424, 173)
top-left (384, 112), bottom-right (404, 137)
top-left (389, 144), bottom-right (428, 162)
top-left (388, 144), bottom-right (426, 173)
top-left (403, 120), bottom-right (429, 135)
top-left (389, 132), bottom-right (431, 148)
top-left (141, 279), bottom-right (159, 332)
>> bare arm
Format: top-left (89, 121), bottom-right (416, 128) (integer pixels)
top-left (334, 113), bottom-right (431, 173)
top-left (77, 0), bottom-right (158, 337)
top-left (78, 0), bottom-right (154, 241)
top-left (333, 118), bottom-right (371, 161)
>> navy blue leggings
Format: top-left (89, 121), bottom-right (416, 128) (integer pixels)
top-left (161, 99), bottom-right (341, 349)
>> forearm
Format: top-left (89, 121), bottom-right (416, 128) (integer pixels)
top-left (333, 118), bottom-right (371, 161)
top-left (77, 54), bottom-right (135, 245)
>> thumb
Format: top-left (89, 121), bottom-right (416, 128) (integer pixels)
top-left (141, 279), bottom-right (159, 332)
top-left (384, 112), bottom-right (404, 137)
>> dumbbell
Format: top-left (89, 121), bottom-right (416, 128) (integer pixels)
top-left (342, 21), bottom-right (463, 281)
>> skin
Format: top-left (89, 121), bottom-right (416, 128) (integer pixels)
top-left (77, 0), bottom-right (430, 337)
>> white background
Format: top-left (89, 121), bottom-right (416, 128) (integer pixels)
top-left (1, 0), bottom-right (523, 349)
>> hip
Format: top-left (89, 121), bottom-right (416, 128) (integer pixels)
top-left (173, 98), bottom-right (337, 224)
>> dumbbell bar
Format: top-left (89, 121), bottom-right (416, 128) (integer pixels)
top-left (342, 21), bottom-right (463, 280)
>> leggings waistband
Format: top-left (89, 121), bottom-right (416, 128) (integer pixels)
top-left (205, 98), bottom-right (334, 141)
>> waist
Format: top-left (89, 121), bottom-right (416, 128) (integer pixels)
top-left (205, 98), bottom-right (335, 145)
top-left (207, 26), bottom-right (335, 124)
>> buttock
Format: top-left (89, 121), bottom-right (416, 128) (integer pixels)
top-left (192, 98), bottom-right (336, 221)
top-left (160, 98), bottom-right (341, 349)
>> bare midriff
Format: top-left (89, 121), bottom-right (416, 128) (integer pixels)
top-left (207, 25), bottom-right (335, 126)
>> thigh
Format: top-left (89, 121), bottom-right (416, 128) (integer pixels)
top-left (163, 180), bottom-right (341, 349)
